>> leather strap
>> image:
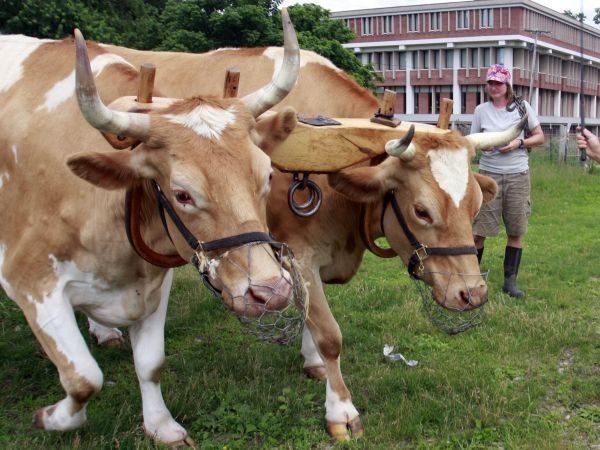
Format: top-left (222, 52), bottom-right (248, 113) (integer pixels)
top-left (359, 203), bottom-right (396, 258)
top-left (125, 184), bottom-right (187, 268)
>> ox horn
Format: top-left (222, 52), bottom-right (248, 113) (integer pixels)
top-left (241, 8), bottom-right (300, 118)
top-left (385, 124), bottom-right (416, 161)
top-left (74, 29), bottom-right (150, 140)
top-left (466, 114), bottom-right (528, 151)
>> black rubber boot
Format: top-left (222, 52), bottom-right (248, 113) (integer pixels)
top-left (503, 246), bottom-right (524, 298)
top-left (477, 247), bottom-right (484, 265)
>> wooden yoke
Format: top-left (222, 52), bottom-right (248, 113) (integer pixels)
top-left (223, 67), bottom-right (240, 98)
top-left (370, 89), bottom-right (401, 128)
top-left (102, 63), bottom-right (156, 149)
top-left (437, 98), bottom-right (453, 130)
top-left (270, 119), bottom-right (447, 173)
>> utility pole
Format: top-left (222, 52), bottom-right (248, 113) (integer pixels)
top-left (524, 29), bottom-right (551, 109)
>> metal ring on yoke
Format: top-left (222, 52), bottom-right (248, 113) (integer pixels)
top-left (287, 173), bottom-right (323, 217)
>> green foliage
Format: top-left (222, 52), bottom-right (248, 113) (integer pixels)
top-left (0, 0), bottom-right (378, 88)
top-left (564, 8), bottom-right (600, 25)
top-left (564, 9), bottom-right (585, 22)
top-left (289, 3), bottom-right (379, 89)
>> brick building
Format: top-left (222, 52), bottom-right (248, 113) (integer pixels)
top-left (331, 0), bottom-right (600, 133)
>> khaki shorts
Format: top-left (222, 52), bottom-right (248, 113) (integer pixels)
top-left (473, 170), bottom-right (531, 237)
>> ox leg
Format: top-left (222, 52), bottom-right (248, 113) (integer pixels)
top-left (20, 295), bottom-right (103, 431)
top-left (304, 270), bottom-right (363, 440)
top-left (128, 269), bottom-right (195, 448)
top-left (88, 318), bottom-right (124, 346)
top-left (301, 326), bottom-right (326, 379)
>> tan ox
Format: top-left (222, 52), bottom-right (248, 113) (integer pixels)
top-left (101, 44), bottom-right (523, 439)
top-left (0, 12), bottom-right (301, 447)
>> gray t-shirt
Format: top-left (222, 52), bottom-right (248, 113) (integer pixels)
top-left (470, 100), bottom-right (540, 174)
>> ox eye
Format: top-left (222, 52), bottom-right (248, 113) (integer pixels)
top-left (414, 205), bottom-right (433, 224)
top-left (174, 189), bottom-right (194, 206)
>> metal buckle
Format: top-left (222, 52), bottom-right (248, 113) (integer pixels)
top-left (414, 245), bottom-right (429, 274)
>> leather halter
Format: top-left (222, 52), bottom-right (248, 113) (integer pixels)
top-left (381, 191), bottom-right (477, 279)
top-left (125, 181), bottom-right (280, 269)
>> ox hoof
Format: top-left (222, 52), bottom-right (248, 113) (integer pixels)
top-left (32, 404), bottom-right (86, 431)
top-left (166, 435), bottom-right (197, 449)
top-left (100, 336), bottom-right (125, 348)
top-left (326, 416), bottom-right (364, 441)
top-left (32, 408), bottom-right (47, 429)
top-left (303, 365), bottom-right (327, 380)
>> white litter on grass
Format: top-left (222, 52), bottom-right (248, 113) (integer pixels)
top-left (383, 345), bottom-right (418, 367)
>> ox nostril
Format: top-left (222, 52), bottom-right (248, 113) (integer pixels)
top-left (248, 276), bottom-right (292, 310)
top-left (467, 285), bottom-right (488, 307)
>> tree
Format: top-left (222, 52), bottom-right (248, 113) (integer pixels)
top-left (0, 0), bottom-right (377, 88)
top-left (563, 10), bottom-right (585, 22)
top-left (288, 4), bottom-right (378, 89)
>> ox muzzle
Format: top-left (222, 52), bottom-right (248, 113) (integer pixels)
top-left (382, 191), bottom-right (487, 334)
top-left (152, 182), bottom-right (307, 344)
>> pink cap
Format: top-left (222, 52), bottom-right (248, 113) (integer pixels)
top-left (486, 64), bottom-right (511, 83)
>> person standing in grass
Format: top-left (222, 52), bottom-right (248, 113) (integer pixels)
top-left (470, 63), bottom-right (545, 298)
top-left (576, 128), bottom-right (600, 163)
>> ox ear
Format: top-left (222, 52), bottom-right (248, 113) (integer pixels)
top-left (328, 165), bottom-right (392, 203)
top-left (67, 151), bottom-right (154, 190)
top-left (253, 107), bottom-right (297, 155)
top-left (473, 172), bottom-right (498, 204)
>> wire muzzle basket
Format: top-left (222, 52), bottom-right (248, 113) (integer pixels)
top-left (194, 242), bottom-right (308, 345)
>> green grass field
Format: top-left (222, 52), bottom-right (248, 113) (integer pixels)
top-left (1, 153), bottom-right (599, 449)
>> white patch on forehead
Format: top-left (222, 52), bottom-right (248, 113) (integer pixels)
top-left (0, 35), bottom-right (52, 93)
top-left (11, 145), bottom-right (18, 165)
top-left (37, 53), bottom-right (134, 112)
top-left (0, 172), bottom-right (10, 189)
top-left (263, 47), bottom-right (339, 71)
top-left (165, 104), bottom-right (237, 140)
top-left (427, 148), bottom-right (469, 208)
top-left (0, 244), bottom-right (15, 299)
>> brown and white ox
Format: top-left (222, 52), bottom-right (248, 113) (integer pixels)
top-left (98, 45), bottom-right (524, 439)
top-left (0, 13), bottom-right (301, 446)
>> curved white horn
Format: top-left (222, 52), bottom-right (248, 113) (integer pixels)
top-left (385, 124), bottom-right (417, 161)
top-left (74, 29), bottom-right (150, 139)
top-left (241, 8), bottom-right (300, 117)
top-left (467, 114), bottom-right (528, 151)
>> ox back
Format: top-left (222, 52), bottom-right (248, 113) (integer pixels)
top-left (104, 44), bottom-right (380, 118)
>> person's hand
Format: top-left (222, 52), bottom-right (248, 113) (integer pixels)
top-left (498, 139), bottom-right (522, 153)
top-left (577, 127), bottom-right (600, 163)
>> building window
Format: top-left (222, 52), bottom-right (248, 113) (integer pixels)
top-left (422, 50), bottom-right (429, 69)
top-left (444, 49), bottom-right (453, 68)
top-left (480, 9), bottom-right (493, 28)
top-left (483, 48), bottom-right (491, 67)
top-left (460, 48), bottom-right (468, 68)
top-left (471, 48), bottom-right (479, 68)
top-left (408, 14), bottom-right (419, 32)
top-left (362, 17), bottom-right (373, 35)
top-left (432, 49), bottom-right (440, 69)
top-left (429, 12), bottom-right (441, 31)
top-left (398, 52), bottom-right (406, 69)
top-left (496, 47), bottom-right (505, 64)
top-left (457, 10), bottom-right (470, 30)
top-left (382, 15), bottom-right (394, 34)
